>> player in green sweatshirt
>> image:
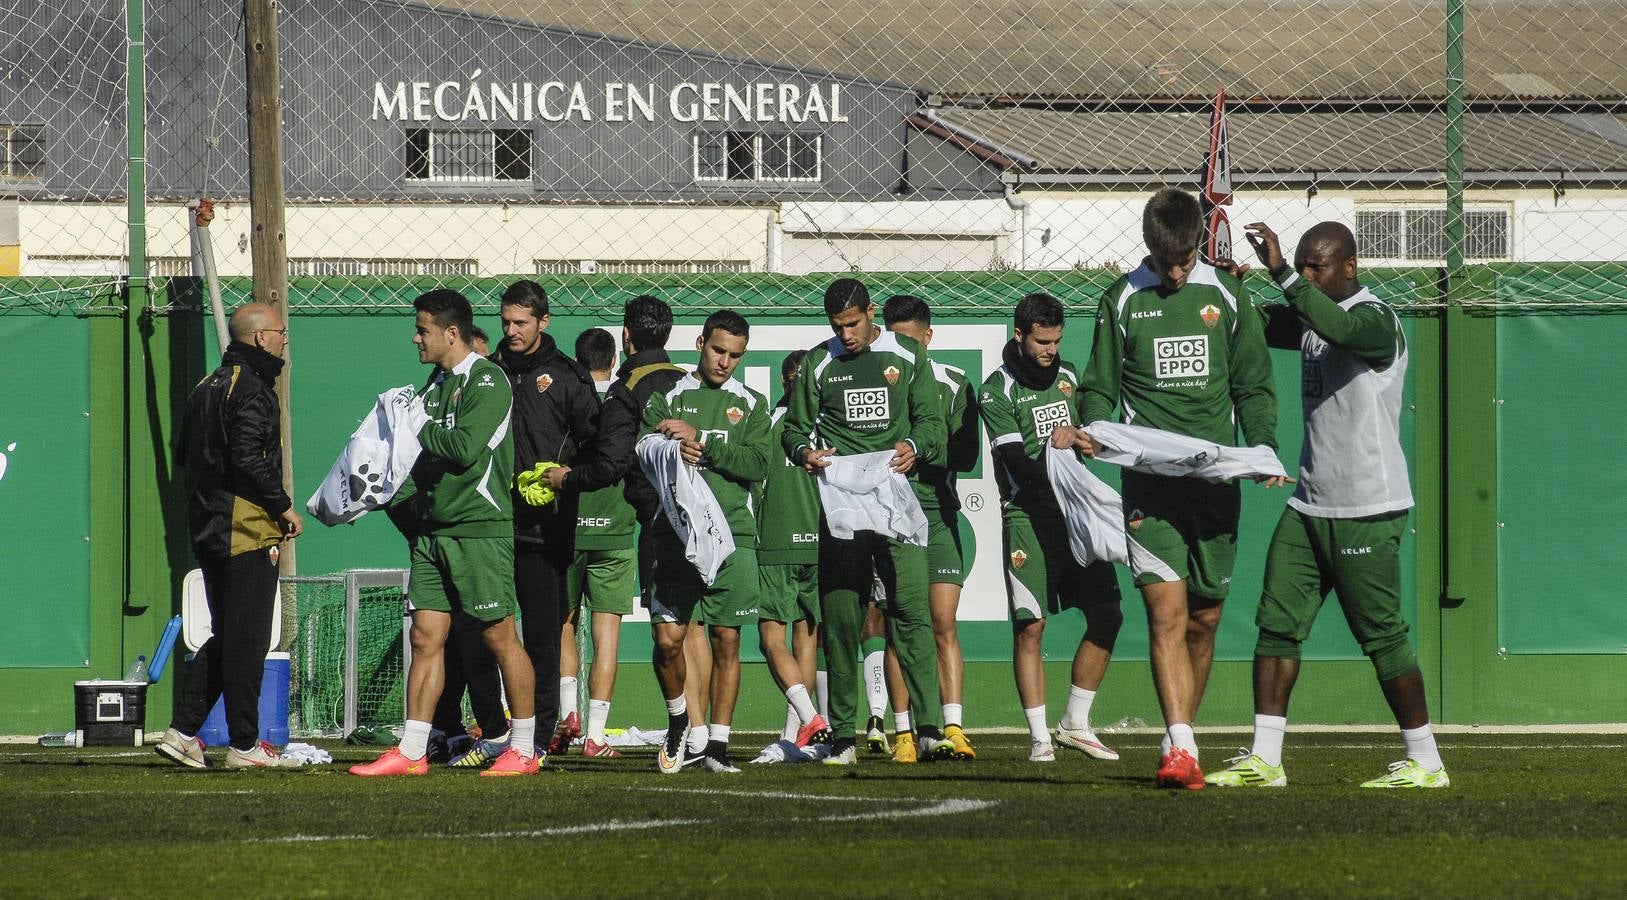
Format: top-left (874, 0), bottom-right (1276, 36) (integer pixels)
top-left (879, 294), bottom-right (980, 761)
top-left (755, 349), bottom-right (832, 747)
top-left (352, 289), bottom-right (539, 778)
top-left (1072, 188), bottom-right (1281, 790)
top-left (639, 310), bottom-right (773, 773)
top-left (782, 278), bottom-right (949, 764)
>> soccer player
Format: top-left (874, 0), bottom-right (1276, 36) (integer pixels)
top-left (561, 327), bottom-right (638, 758)
top-left (756, 349), bottom-right (831, 747)
top-left (982, 293), bottom-right (1125, 763)
top-left (352, 289), bottom-right (539, 776)
top-left (783, 278), bottom-right (949, 765)
top-left (639, 310), bottom-right (772, 774)
top-left (1072, 188), bottom-right (1279, 789)
top-left (492, 281), bottom-right (608, 757)
top-left (878, 294), bottom-right (979, 761)
top-left (1205, 221), bottom-right (1448, 789)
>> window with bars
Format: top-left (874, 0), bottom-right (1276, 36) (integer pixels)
top-left (289, 258), bottom-right (478, 276)
top-left (405, 128), bottom-right (531, 182)
top-left (1, 125), bottom-right (44, 179)
top-left (1354, 208), bottom-right (1510, 261)
top-left (534, 258), bottom-right (751, 275)
top-left (694, 132), bottom-right (821, 183)
top-left (25, 255), bottom-right (187, 276)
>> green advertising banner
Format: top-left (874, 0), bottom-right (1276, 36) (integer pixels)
top-left (0, 316), bottom-right (92, 667)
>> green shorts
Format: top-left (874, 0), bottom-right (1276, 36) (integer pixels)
top-left (758, 562), bottom-right (821, 625)
top-left (649, 543), bottom-right (759, 627)
top-left (1121, 472), bottom-right (1241, 601)
top-left (926, 509), bottom-right (966, 587)
top-left (567, 548), bottom-right (636, 616)
top-left (1256, 507), bottom-right (1416, 680)
top-left (1004, 513), bottom-right (1121, 621)
top-left (407, 534), bottom-right (516, 623)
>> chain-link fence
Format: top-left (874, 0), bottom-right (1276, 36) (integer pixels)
top-left (4, 1), bottom-right (1627, 313)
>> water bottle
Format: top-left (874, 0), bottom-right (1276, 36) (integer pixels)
top-left (38, 732), bottom-right (79, 748)
top-left (124, 654), bottom-right (148, 682)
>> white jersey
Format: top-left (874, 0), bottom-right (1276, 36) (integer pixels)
top-left (816, 449), bottom-right (929, 547)
top-left (635, 434), bottom-right (736, 585)
top-left (307, 384), bottom-right (423, 526)
top-left (1083, 421), bottom-right (1286, 483)
top-left (1044, 445), bottom-right (1129, 566)
top-left (1290, 287), bottom-right (1413, 518)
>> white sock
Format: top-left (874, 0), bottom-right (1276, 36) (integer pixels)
top-left (559, 677), bottom-right (578, 718)
top-left (782, 705), bottom-right (800, 742)
top-left (1059, 685), bottom-right (1096, 731)
top-left (1023, 706), bottom-right (1050, 745)
top-left (1159, 733), bottom-right (1171, 757)
top-left (1402, 724), bottom-right (1443, 772)
top-left (892, 710), bottom-right (912, 734)
top-left (815, 670), bottom-right (830, 719)
top-left (865, 650), bottom-right (888, 717)
top-left (1167, 723), bottom-right (1198, 756)
top-left (687, 724), bottom-right (709, 753)
top-left (708, 723), bottom-right (731, 745)
top-left (665, 695), bottom-right (687, 717)
top-left (586, 699), bottom-right (611, 742)
top-left (1251, 714), bottom-right (1288, 767)
top-left (400, 719), bottom-right (432, 760)
top-left (510, 716), bottom-right (536, 759)
top-left (942, 702), bottom-right (963, 728)
top-left (786, 684), bottom-right (817, 725)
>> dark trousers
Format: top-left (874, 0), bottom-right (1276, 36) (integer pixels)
top-left (431, 611), bottom-right (510, 737)
top-left (172, 546), bottom-right (278, 751)
top-left (515, 540), bottom-right (570, 745)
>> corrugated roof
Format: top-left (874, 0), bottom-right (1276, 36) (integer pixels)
top-left (933, 108), bottom-right (1627, 178)
top-left (419, 0), bottom-right (1627, 100)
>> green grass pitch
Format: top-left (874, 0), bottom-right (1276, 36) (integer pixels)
top-left (4, 732), bottom-right (1625, 897)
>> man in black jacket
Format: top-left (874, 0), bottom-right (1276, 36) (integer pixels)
top-left (157, 303), bottom-right (303, 770)
top-left (493, 280), bottom-right (619, 755)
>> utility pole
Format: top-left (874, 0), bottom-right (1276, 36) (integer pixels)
top-left (244, 0), bottom-right (295, 575)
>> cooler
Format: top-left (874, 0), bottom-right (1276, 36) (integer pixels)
top-left (73, 680), bottom-right (148, 747)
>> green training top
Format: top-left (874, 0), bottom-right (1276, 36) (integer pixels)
top-left (781, 329), bottom-right (947, 473)
top-left (980, 360), bottom-right (1082, 521)
top-left (640, 372), bottom-right (772, 542)
top-left (913, 360), bottom-right (978, 514)
top-left (575, 379), bottom-right (637, 551)
top-left (395, 352), bottom-right (514, 538)
top-left (755, 404), bottom-right (823, 565)
top-left (1079, 258), bottom-right (1277, 449)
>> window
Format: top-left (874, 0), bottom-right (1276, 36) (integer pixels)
top-left (405, 128), bottom-right (531, 182)
top-left (694, 132), bottom-right (821, 183)
top-left (1354, 208), bottom-right (1509, 261)
top-left (2, 125), bottom-right (45, 179)
top-left (25, 255), bottom-right (186, 276)
top-left (288, 258), bottom-right (478, 276)
top-left (534, 258), bottom-right (751, 275)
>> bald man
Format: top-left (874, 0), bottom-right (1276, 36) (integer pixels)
top-left (1206, 221), bottom-right (1448, 789)
top-left (158, 303), bottom-right (304, 769)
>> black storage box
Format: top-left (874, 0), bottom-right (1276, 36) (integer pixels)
top-left (73, 680), bottom-right (147, 747)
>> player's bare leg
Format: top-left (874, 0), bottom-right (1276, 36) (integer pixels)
top-left (683, 623), bottom-right (712, 758)
top-left (932, 582), bottom-right (973, 757)
top-left (1053, 600), bottom-right (1123, 761)
top-left (1142, 580), bottom-right (1203, 786)
top-left (588, 610), bottom-right (621, 704)
top-left (651, 620), bottom-right (689, 773)
top-left (1185, 596), bottom-right (1224, 722)
top-left (702, 625), bottom-right (743, 771)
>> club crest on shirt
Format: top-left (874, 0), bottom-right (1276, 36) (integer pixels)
top-left (1201, 304), bottom-right (1221, 329)
top-left (1058, 380), bottom-right (1073, 396)
top-left (268, 545), bottom-right (280, 565)
top-left (535, 374), bottom-right (554, 393)
top-left (1127, 509), bottom-right (1146, 531)
top-left (1010, 549), bottom-right (1028, 569)
top-left (726, 406), bottom-right (744, 425)
top-left (883, 365), bottom-right (900, 385)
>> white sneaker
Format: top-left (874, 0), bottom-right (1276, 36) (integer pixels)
top-left (1029, 740), bottom-right (1056, 763)
top-left (225, 741), bottom-right (304, 769)
top-left (155, 728), bottom-right (208, 769)
top-left (823, 744), bottom-right (858, 765)
top-left (1055, 723), bottom-right (1120, 761)
top-left (701, 754), bottom-right (741, 774)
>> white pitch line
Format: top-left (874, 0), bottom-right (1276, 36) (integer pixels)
top-left (632, 785), bottom-right (896, 803)
top-left (243, 818), bottom-right (701, 845)
top-left (821, 798), bottom-right (998, 822)
top-left (627, 785), bottom-right (1003, 823)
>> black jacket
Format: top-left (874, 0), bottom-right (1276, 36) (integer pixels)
top-left (178, 342), bottom-right (291, 559)
top-left (493, 333), bottom-right (606, 545)
top-left (601, 348), bottom-right (686, 526)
